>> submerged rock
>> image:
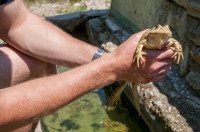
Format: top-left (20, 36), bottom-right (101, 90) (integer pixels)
top-left (102, 121), bottom-right (128, 132)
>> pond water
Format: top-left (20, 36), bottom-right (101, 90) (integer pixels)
top-left (41, 66), bottom-right (149, 132)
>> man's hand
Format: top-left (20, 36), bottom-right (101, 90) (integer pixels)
top-left (110, 30), bottom-right (175, 83)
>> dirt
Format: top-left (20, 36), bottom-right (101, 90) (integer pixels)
top-left (24, 0), bottom-right (111, 17)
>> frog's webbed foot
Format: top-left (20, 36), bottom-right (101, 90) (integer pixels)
top-left (132, 83), bottom-right (141, 116)
top-left (133, 42), bottom-right (148, 67)
top-left (168, 38), bottom-right (184, 64)
top-left (106, 82), bottom-right (129, 110)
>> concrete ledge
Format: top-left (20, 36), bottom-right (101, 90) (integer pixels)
top-left (46, 10), bottom-right (109, 32)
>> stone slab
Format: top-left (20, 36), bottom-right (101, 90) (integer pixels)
top-left (187, 2), bottom-right (200, 19)
top-left (172, 0), bottom-right (189, 8)
top-left (46, 10), bottom-right (109, 32)
top-left (189, 26), bottom-right (200, 47)
top-left (186, 71), bottom-right (200, 90)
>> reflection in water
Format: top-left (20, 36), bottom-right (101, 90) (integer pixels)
top-left (41, 66), bottom-right (148, 132)
top-left (94, 88), bottom-right (106, 106)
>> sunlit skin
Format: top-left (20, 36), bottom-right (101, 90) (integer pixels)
top-left (0, 0), bottom-right (175, 131)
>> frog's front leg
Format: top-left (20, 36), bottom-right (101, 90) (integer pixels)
top-left (133, 39), bottom-right (148, 67)
top-left (168, 38), bottom-right (184, 64)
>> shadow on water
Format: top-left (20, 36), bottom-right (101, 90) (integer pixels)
top-left (60, 119), bottom-right (80, 130)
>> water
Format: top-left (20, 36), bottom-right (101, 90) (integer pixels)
top-left (41, 66), bottom-right (148, 132)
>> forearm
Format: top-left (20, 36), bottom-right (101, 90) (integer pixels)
top-left (0, 0), bottom-right (98, 67)
top-left (0, 53), bottom-right (116, 131)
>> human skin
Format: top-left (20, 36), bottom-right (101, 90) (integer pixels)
top-left (0, 45), bottom-right (57, 88)
top-left (0, 0), bottom-right (99, 68)
top-left (0, 0), bottom-right (175, 131)
top-left (0, 44), bottom-right (58, 132)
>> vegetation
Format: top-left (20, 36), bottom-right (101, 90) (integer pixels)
top-left (57, 4), bottom-right (86, 14)
top-left (23, 0), bottom-right (81, 4)
top-left (23, 0), bottom-right (86, 14)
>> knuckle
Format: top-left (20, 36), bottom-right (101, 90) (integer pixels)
top-left (149, 66), bottom-right (156, 72)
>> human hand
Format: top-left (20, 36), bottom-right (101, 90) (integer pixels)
top-left (110, 30), bottom-right (176, 83)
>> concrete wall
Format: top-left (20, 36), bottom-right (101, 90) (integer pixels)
top-left (110, 0), bottom-right (165, 30)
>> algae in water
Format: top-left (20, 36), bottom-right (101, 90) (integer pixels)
top-left (41, 66), bottom-right (147, 132)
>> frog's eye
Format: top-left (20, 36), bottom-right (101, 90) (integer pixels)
top-left (155, 25), bottom-right (159, 29)
top-left (155, 25), bottom-right (161, 29)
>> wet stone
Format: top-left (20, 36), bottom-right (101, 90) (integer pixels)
top-left (187, 1), bottom-right (200, 19)
top-left (186, 71), bottom-right (200, 90)
top-left (189, 25), bottom-right (200, 47)
top-left (190, 50), bottom-right (200, 65)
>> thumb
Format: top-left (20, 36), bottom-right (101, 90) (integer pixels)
top-left (129, 29), bottom-right (149, 44)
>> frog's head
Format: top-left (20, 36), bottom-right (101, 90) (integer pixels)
top-left (145, 25), bottom-right (172, 49)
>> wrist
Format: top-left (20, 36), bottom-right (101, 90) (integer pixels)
top-left (91, 48), bottom-right (118, 82)
top-left (92, 48), bottom-right (106, 61)
top-left (97, 52), bottom-right (118, 83)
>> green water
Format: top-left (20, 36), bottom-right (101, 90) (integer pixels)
top-left (41, 66), bottom-right (148, 132)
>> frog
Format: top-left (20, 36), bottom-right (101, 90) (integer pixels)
top-left (102, 25), bottom-right (184, 115)
top-left (133, 24), bottom-right (184, 67)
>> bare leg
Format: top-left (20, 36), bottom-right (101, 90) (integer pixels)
top-left (0, 44), bottom-right (57, 131)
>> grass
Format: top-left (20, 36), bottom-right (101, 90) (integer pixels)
top-left (68, 0), bottom-right (81, 4)
top-left (23, 0), bottom-right (81, 4)
top-left (23, 0), bottom-right (86, 14)
top-left (57, 4), bottom-right (86, 14)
